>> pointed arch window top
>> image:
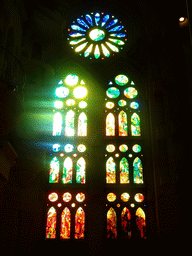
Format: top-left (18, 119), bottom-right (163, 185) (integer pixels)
top-left (68, 12), bottom-right (127, 59)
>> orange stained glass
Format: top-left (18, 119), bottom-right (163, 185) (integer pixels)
top-left (107, 207), bottom-right (117, 239)
top-left (135, 207), bottom-right (146, 238)
top-left (75, 207), bottom-right (85, 239)
top-left (106, 113), bottom-right (115, 136)
top-left (46, 207), bottom-right (57, 239)
top-left (121, 207), bottom-right (131, 238)
top-left (106, 157), bottom-right (116, 183)
top-left (60, 207), bottom-right (71, 239)
top-left (119, 111), bottom-right (128, 136)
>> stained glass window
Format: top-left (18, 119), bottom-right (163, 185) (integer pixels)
top-left (78, 112), bottom-right (87, 136)
top-left (107, 207), bottom-right (117, 239)
top-left (76, 157), bottom-right (86, 184)
top-left (68, 12), bottom-right (127, 59)
top-left (136, 208), bottom-right (146, 238)
top-left (63, 157), bottom-right (73, 184)
top-left (106, 157), bottom-right (116, 183)
top-left (53, 112), bottom-right (62, 136)
top-left (106, 113), bottom-right (115, 136)
top-left (133, 157), bottom-right (143, 184)
top-left (65, 110), bottom-right (75, 136)
top-left (60, 207), bottom-right (71, 239)
top-left (75, 207), bottom-right (85, 239)
top-left (49, 157), bottom-right (59, 183)
top-left (120, 157), bottom-right (129, 183)
top-left (131, 113), bottom-right (141, 136)
top-left (46, 207), bottom-right (57, 239)
top-left (119, 111), bottom-right (128, 136)
top-left (121, 207), bottom-right (131, 238)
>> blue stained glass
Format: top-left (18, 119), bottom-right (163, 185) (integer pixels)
top-left (69, 32), bottom-right (85, 37)
top-left (85, 14), bottom-right (93, 26)
top-left (108, 26), bottom-right (123, 32)
top-left (71, 25), bottom-right (86, 32)
top-left (95, 13), bottom-right (100, 26)
top-left (110, 33), bottom-right (126, 38)
top-left (106, 19), bottom-right (118, 29)
top-left (77, 18), bottom-right (89, 29)
top-left (101, 14), bottom-right (110, 27)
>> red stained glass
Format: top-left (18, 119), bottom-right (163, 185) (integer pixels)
top-left (107, 207), bottom-right (117, 239)
top-left (60, 207), bottom-right (71, 239)
top-left (135, 207), bottom-right (146, 238)
top-left (46, 207), bottom-right (57, 239)
top-left (121, 207), bottom-right (131, 238)
top-left (75, 207), bottom-right (85, 239)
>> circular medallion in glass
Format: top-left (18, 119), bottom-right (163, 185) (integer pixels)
top-left (64, 144), bottom-right (74, 152)
top-left (56, 87), bottom-right (69, 98)
top-left (124, 87), bottom-right (138, 99)
top-left (119, 144), bottom-right (128, 152)
top-left (134, 193), bottom-right (144, 202)
top-left (115, 74), bottom-right (129, 85)
top-left (48, 192), bottom-right (58, 202)
top-left (66, 99), bottom-right (75, 106)
top-left (121, 192), bottom-right (130, 202)
top-left (130, 101), bottom-right (139, 109)
top-left (63, 192), bottom-right (72, 202)
top-left (77, 144), bottom-right (86, 152)
top-left (65, 74), bottom-right (78, 86)
top-left (118, 100), bottom-right (127, 107)
top-left (73, 86), bottom-right (87, 99)
top-left (76, 192), bottom-right (85, 202)
top-left (79, 101), bottom-right (87, 108)
top-left (107, 193), bottom-right (116, 202)
top-left (106, 144), bottom-right (115, 152)
top-left (132, 144), bottom-right (141, 153)
top-left (89, 29), bottom-right (105, 41)
top-left (106, 102), bottom-right (115, 109)
top-left (106, 87), bottom-right (120, 98)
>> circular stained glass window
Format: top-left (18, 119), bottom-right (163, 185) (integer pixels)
top-left (68, 12), bottom-right (126, 59)
top-left (124, 87), bottom-right (138, 99)
top-left (107, 193), bottom-right (116, 202)
top-left (48, 192), bottom-right (58, 202)
top-left (118, 100), bottom-right (127, 107)
top-left (64, 144), bottom-right (74, 152)
top-left (106, 144), bottom-right (115, 152)
top-left (79, 101), bottom-right (87, 108)
top-left (132, 144), bottom-right (141, 153)
top-left (106, 102), bottom-right (115, 109)
top-left (65, 74), bottom-right (78, 86)
top-left (73, 86), bottom-right (87, 99)
top-left (106, 87), bottom-right (120, 98)
top-left (115, 74), bottom-right (129, 85)
top-left (119, 144), bottom-right (128, 152)
top-left (56, 87), bottom-right (69, 98)
top-left (134, 193), bottom-right (144, 202)
top-left (121, 193), bottom-right (130, 202)
top-left (76, 192), bottom-right (85, 202)
top-left (77, 144), bottom-right (86, 152)
top-left (63, 192), bottom-right (72, 202)
top-left (66, 99), bottom-right (75, 106)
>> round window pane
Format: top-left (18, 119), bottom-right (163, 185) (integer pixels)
top-left (124, 87), bottom-right (138, 99)
top-left (121, 192), bottom-right (130, 202)
top-left (48, 192), bottom-right (58, 202)
top-left (106, 87), bottom-right (120, 98)
top-left (63, 192), bottom-right (72, 202)
top-left (107, 193), bottom-right (116, 202)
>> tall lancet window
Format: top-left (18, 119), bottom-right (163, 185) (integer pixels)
top-left (105, 74), bottom-right (146, 239)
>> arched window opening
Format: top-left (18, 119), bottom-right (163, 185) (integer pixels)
top-left (135, 207), bottom-right (146, 238)
top-left (121, 207), bottom-right (131, 238)
top-left (133, 157), bottom-right (143, 184)
top-left (65, 110), bottom-right (75, 136)
top-left (106, 157), bottom-right (116, 183)
top-left (131, 113), bottom-right (141, 136)
top-left (119, 111), bottom-right (128, 136)
top-left (60, 207), bottom-right (71, 239)
top-left (63, 157), bottom-right (73, 184)
top-left (49, 157), bottom-right (59, 183)
top-left (53, 112), bottom-right (62, 136)
top-left (78, 112), bottom-right (87, 136)
top-left (46, 207), bottom-right (57, 239)
top-left (107, 207), bottom-right (117, 239)
top-left (76, 157), bottom-right (86, 184)
top-left (75, 207), bottom-right (85, 239)
top-left (106, 113), bottom-right (115, 136)
top-left (120, 157), bottom-right (129, 184)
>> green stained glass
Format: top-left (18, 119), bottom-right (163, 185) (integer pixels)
top-left (119, 144), bottom-right (128, 152)
top-left (69, 38), bottom-right (86, 45)
top-left (84, 44), bottom-right (93, 57)
top-left (133, 157), bottom-right (143, 184)
top-left (107, 208), bottom-right (117, 239)
top-left (130, 101), bottom-right (139, 109)
top-left (63, 157), bottom-right (73, 184)
top-left (76, 157), bottom-right (86, 184)
top-left (132, 144), bottom-right (141, 153)
top-left (118, 100), bottom-right (127, 106)
top-left (94, 44), bottom-right (100, 59)
top-left (105, 42), bottom-right (119, 52)
top-left (89, 29), bottom-right (105, 41)
top-left (78, 112), bottom-right (87, 136)
top-left (124, 87), bottom-right (138, 99)
top-left (115, 74), bottom-right (129, 85)
top-left (106, 157), bottom-right (116, 183)
top-left (49, 157), bottom-right (59, 183)
top-left (65, 110), bottom-right (75, 136)
top-left (53, 112), bottom-right (62, 136)
top-left (120, 157), bottom-right (129, 184)
top-left (119, 111), bottom-right (128, 136)
top-left (108, 38), bottom-right (125, 45)
top-left (106, 87), bottom-right (120, 98)
top-left (131, 113), bottom-right (141, 136)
